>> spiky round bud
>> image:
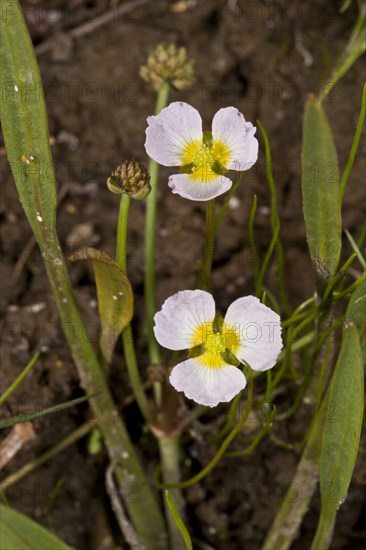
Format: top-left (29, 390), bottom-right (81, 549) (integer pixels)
top-left (139, 43), bottom-right (195, 92)
top-left (107, 160), bottom-right (151, 200)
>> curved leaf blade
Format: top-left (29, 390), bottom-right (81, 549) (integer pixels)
top-left (165, 490), bottom-right (193, 550)
top-left (0, 504), bottom-right (73, 549)
top-left (302, 98), bottom-right (342, 286)
top-left (70, 248), bottom-right (133, 364)
top-left (315, 323), bottom-right (364, 548)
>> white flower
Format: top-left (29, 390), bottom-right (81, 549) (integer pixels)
top-left (154, 290), bottom-right (283, 407)
top-left (145, 102), bottom-right (258, 201)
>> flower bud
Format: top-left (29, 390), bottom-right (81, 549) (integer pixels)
top-left (107, 160), bottom-right (151, 200)
top-left (139, 43), bottom-right (195, 92)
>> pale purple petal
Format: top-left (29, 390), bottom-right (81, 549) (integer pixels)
top-left (170, 357), bottom-right (246, 407)
top-left (212, 107), bottom-right (258, 171)
top-left (154, 290), bottom-right (215, 351)
top-left (168, 173), bottom-right (232, 201)
top-left (145, 102), bottom-right (203, 166)
top-left (224, 296), bottom-right (283, 371)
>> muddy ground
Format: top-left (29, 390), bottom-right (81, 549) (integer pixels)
top-left (1, 0), bottom-right (365, 548)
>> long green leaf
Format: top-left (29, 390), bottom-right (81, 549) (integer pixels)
top-left (0, 395), bottom-right (91, 429)
top-left (302, 98), bottom-right (342, 286)
top-left (313, 323), bottom-right (364, 548)
top-left (0, 0), bottom-right (57, 242)
top-left (69, 248), bottom-right (133, 364)
top-left (0, 504), bottom-right (73, 549)
top-left (165, 491), bottom-right (193, 550)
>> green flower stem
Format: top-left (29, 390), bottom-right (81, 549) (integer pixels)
top-left (143, 82), bottom-right (186, 548)
top-left (117, 194), bottom-right (151, 423)
top-left (159, 436), bottom-right (186, 550)
top-left (145, 81), bottom-right (171, 376)
top-left (116, 194), bottom-right (131, 272)
top-left (198, 199), bottom-right (216, 290)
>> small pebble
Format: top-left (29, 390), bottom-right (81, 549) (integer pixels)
top-left (228, 196), bottom-right (241, 210)
top-left (259, 206), bottom-right (271, 215)
top-left (25, 302), bottom-right (46, 314)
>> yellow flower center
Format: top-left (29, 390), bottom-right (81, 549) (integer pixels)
top-left (191, 322), bottom-right (240, 369)
top-left (205, 333), bottom-right (226, 355)
top-left (192, 144), bottom-right (215, 167)
top-left (181, 138), bottom-right (231, 183)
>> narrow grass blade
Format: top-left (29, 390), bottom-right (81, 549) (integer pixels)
top-left (165, 490), bottom-right (193, 550)
top-left (0, 352), bottom-right (40, 405)
top-left (302, 98), bottom-right (342, 286)
top-left (0, 395), bottom-right (91, 429)
top-left (345, 229), bottom-right (366, 269)
top-left (340, 84), bottom-right (366, 201)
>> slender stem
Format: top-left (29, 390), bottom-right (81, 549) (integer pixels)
top-left (116, 194), bottom-right (131, 271)
top-left (159, 436), bottom-right (186, 549)
top-left (198, 199), bottom-right (216, 291)
top-left (226, 422), bottom-right (272, 458)
top-left (145, 81), bottom-right (171, 372)
top-left (117, 194), bottom-right (151, 423)
top-left (142, 83), bottom-right (186, 547)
